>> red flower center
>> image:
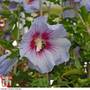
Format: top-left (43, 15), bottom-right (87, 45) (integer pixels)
top-left (30, 32), bottom-right (51, 53)
top-left (26, 0), bottom-right (34, 4)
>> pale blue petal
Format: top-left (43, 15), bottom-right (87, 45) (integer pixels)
top-left (33, 16), bottom-right (47, 23)
top-left (19, 41), bottom-right (30, 57)
top-left (32, 16), bottom-right (50, 33)
top-left (48, 38), bottom-right (71, 65)
top-left (25, 50), bottom-right (55, 73)
top-left (48, 24), bottom-right (67, 38)
top-left (86, 0), bottom-right (90, 11)
top-left (63, 9), bottom-right (76, 18)
top-left (22, 16), bottom-right (48, 41)
top-left (23, 0), bottom-right (47, 13)
top-left (0, 54), bottom-right (18, 75)
top-left (9, 0), bottom-right (23, 3)
top-left (49, 38), bottom-right (71, 52)
top-left (23, 4), bottom-right (38, 13)
top-left (0, 54), bottom-right (9, 63)
top-left (74, 0), bottom-right (82, 2)
top-left (23, 0), bottom-right (40, 13)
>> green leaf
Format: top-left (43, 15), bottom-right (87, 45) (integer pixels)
top-left (0, 31), bottom-right (4, 36)
top-left (31, 77), bottom-right (48, 87)
top-left (80, 6), bottom-right (88, 22)
top-left (8, 49), bottom-right (19, 59)
top-left (87, 13), bottom-right (90, 24)
top-left (11, 25), bottom-right (19, 40)
top-left (62, 69), bottom-right (83, 77)
top-left (0, 39), bottom-right (14, 50)
top-left (75, 59), bottom-right (82, 69)
top-left (0, 10), bottom-right (11, 18)
top-left (78, 78), bottom-right (90, 87)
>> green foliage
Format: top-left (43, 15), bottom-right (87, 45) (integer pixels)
top-left (0, 0), bottom-right (90, 87)
top-left (0, 39), bottom-right (14, 50)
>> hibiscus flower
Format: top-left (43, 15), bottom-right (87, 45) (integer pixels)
top-left (22, 0), bottom-right (45, 13)
top-left (19, 16), bottom-right (71, 73)
top-left (9, 0), bottom-right (46, 13)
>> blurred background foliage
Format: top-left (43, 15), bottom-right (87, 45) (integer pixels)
top-left (0, 0), bottom-right (90, 87)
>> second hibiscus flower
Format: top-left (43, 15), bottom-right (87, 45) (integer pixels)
top-left (20, 16), bottom-right (71, 73)
top-left (23, 0), bottom-right (46, 13)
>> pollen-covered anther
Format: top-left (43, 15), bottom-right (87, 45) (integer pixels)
top-left (35, 38), bottom-right (45, 52)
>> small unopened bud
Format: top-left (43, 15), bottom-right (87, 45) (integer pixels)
top-left (12, 40), bottom-right (18, 47)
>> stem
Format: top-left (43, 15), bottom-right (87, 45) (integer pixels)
top-left (73, 9), bottom-right (90, 34)
top-left (87, 26), bottom-right (90, 34)
top-left (77, 13), bottom-right (86, 27)
top-left (47, 1), bottom-right (51, 15)
top-left (13, 62), bottom-right (17, 74)
top-left (47, 73), bottom-right (51, 87)
top-left (87, 62), bottom-right (90, 78)
top-left (40, 0), bottom-right (43, 16)
top-left (77, 13), bottom-right (90, 34)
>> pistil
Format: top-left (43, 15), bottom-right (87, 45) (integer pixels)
top-left (35, 38), bottom-right (45, 52)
